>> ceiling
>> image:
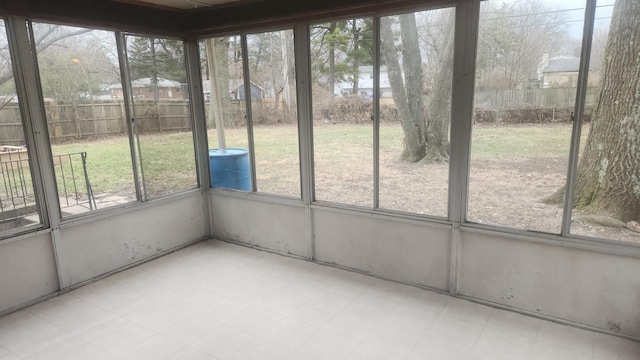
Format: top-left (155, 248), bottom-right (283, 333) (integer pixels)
top-left (114, 0), bottom-right (247, 10)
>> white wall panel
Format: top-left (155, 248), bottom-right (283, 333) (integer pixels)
top-left (313, 209), bottom-right (451, 290)
top-left (58, 194), bottom-right (206, 287)
top-left (0, 233), bottom-right (59, 313)
top-left (459, 230), bottom-right (640, 338)
top-left (210, 194), bottom-right (308, 257)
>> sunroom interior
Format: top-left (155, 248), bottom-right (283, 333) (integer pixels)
top-left (0, 0), bottom-right (639, 358)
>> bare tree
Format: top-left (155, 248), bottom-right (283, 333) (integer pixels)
top-left (567, 0), bottom-right (640, 226)
top-left (476, 0), bottom-right (567, 89)
top-left (380, 14), bottom-right (426, 162)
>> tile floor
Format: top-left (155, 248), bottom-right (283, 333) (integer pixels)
top-left (0, 239), bottom-right (638, 360)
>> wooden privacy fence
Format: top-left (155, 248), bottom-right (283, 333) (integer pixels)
top-left (0, 100), bottom-right (194, 145)
top-left (0, 87), bottom-right (603, 144)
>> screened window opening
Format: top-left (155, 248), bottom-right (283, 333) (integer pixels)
top-left (33, 22), bottom-right (136, 217)
top-left (247, 29), bottom-right (300, 198)
top-left (125, 34), bottom-right (198, 199)
top-left (467, 0), bottom-right (587, 233)
top-left (378, 7), bottom-right (454, 217)
top-left (569, 0), bottom-right (639, 243)
top-left (311, 18), bottom-right (375, 207)
top-left (201, 35), bottom-right (252, 192)
top-left (0, 19), bottom-right (42, 233)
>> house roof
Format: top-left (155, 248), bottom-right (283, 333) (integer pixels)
top-left (109, 78), bottom-right (182, 89)
top-left (201, 80), bottom-right (265, 93)
top-left (543, 56), bottom-right (580, 73)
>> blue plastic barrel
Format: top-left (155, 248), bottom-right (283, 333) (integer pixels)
top-left (209, 148), bottom-right (251, 191)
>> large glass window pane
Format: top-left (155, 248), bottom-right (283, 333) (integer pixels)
top-left (201, 36), bottom-right (251, 191)
top-left (0, 19), bottom-right (41, 232)
top-left (468, 1), bottom-right (586, 232)
top-left (126, 35), bottom-right (197, 198)
top-left (33, 23), bottom-right (135, 216)
top-left (378, 8), bottom-right (453, 217)
top-left (570, 0), bottom-right (639, 243)
top-left (247, 29), bottom-right (300, 197)
top-left (311, 18), bottom-right (374, 207)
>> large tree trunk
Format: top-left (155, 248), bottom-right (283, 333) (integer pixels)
top-left (424, 17), bottom-right (454, 162)
top-left (150, 37), bottom-right (159, 102)
top-left (573, 0), bottom-right (640, 223)
top-left (328, 22), bottom-right (337, 96)
top-left (380, 15), bottom-right (426, 162)
top-left (351, 20), bottom-right (360, 95)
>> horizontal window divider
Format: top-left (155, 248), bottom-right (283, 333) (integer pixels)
top-left (310, 201), bottom-right (453, 229)
top-left (0, 226), bottom-right (52, 245)
top-left (461, 222), bottom-right (640, 259)
top-left (209, 188), bottom-right (306, 207)
top-left (57, 189), bottom-right (205, 229)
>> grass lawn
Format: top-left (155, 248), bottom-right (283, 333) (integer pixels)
top-left (9, 122), bottom-right (639, 242)
top-left (48, 123), bottom-right (578, 199)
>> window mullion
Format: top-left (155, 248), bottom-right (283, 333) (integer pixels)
top-left (116, 32), bottom-right (145, 202)
top-left (561, 0), bottom-right (597, 236)
top-left (241, 34), bottom-right (258, 192)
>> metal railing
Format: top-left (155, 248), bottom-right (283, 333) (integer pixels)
top-left (0, 151), bottom-right (96, 225)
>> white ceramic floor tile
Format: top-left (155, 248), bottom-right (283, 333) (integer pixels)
top-left (11, 331), bottom-right (76, 359)
top-left (69, 280), bottom-right (142, 311)
top-left (401, 287), bottom-right (451, 313)
top-left (0, 311), bottom-right (41, 333)
top-left (296, 328), bottom-right (361, 360)
top-left (168, 346), bottom-right (217, 360)
top-left (22, 337), bottom-right (112, 360)
top-left (191, 323), bottom-right (256, 359)
top-left (0, 316), bottom-right (61, 353)
top-left (441, 298), bottom-right (493, 326)
top-left (536, 321), bottom-right (594, 355)
top-left (344, 294), bottom-right (400, 320)
top-left (428, 314), bottom-right (485, 347)
top-left (616, 338), bottom-right (640, 360)
top-left (382, 301), bottom-right (439, 333)
top-left (156, 312), bottom-right (223, 346)
top-left (473, 325), bottom-right (535, 360)
top-left (0, 353), bottom-right (22, 360)
top-left (485, 307), bottom-right (543, 339)
top-left (223, 305), bottom-right (285, 335)
top-left (117, 298), bottom-right (193, 331)
top-left (0, 239), bottom-right (633, 360)
top-left (531, 340), bottom-right (591, 360)
top-left (288, 299), bottom-right (342, 328)
top-left (227, 338), bottom-right (294, 360)
top-left (258, 317), bottom-right (321, 351)
top-left (362, 279), bottom-right (414, 302)
top-left (410, 335), bottom-right (473, 360)
top-left (349, 343), bottom-right (406, 360)
top-left (78, 316), bottom-right (156, 358)
top-left (591, 331), bottom-right (621, 360)
top-left (469, 349), bottom-right (512, 360)
top-left (116, 333), bottom-right (186, 360)
top-left (323, 310), bottom-right (382, 341)
top-left (362, 317), bottom-right (425, 356)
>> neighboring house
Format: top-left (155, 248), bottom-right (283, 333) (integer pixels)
top-left (536, 54), bottom-right (600, 88)
top-left (229, 80), bottom-right (265, 100)
top-left (335, 65), bottom-right (394, 98)
top-left (201, 80), bottom-right (265, 101)
top-left (109, 78), bottom-right (186, 100)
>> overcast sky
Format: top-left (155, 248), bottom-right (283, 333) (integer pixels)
top-left (492, 0), bottom-right (616, 39)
